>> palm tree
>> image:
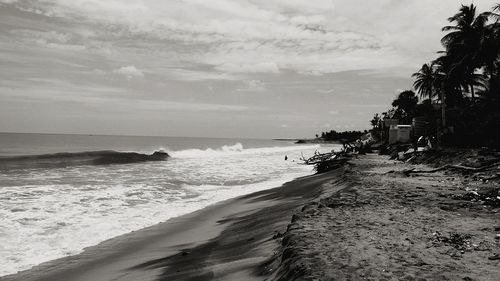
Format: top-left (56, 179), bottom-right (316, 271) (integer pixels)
top-left (407, 3), bottom-right (500, 147)
top-left (412, 63), bottom-right (436, 100)
top-left (461, 71), bottom-right (486, 100)
top-left (494, 3), bottom-right (500, 15)
top-left (441, 4), bottom-right (491, 53)
top-left (431, 55), bottom-right (456, 131)
top-left (441, 4), bottom-right (491, 103)
top-left (411, 59), bottom-right (448, 140)
top-left (444, 59), bottom-right (486, 101)
top-left (475, 4), bottom-right (500, 100)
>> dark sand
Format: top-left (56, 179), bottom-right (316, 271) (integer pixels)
top-left (0, 169), bottom-right (340, 281)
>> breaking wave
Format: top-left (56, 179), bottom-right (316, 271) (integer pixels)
top-left (169, 143), bottom-right (321, 159)
top-left (0, 150), bottom-right (169, 170)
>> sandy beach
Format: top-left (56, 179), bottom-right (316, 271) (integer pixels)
top-left (2, 153), bottom-right (499, 281)
top-left (2, 1), bottom-right (500, 280)
top-left (276, 154), bottom-right (500, 280)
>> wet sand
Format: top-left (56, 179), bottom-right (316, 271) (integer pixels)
top-left (1, 169), bottom-right (340, 281)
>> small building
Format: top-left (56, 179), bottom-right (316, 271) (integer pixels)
top-left (388, 124), bottom-right (412, 144)
top-left (396, 125), bottom-right (412, 143)
top-left (388, 125), bottom-right (398, 144)
top-left (383, 118), bottom-right (399, 144)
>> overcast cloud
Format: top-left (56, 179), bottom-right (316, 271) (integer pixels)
top-left (0, 0), bottom-right (498, 138)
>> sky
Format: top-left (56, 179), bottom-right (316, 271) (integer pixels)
top-left (0, 0), bottom-right (498, 138)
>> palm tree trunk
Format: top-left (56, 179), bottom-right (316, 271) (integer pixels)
top-left (441, 90), bottom-right (446, 128)
top-left (438, 89), bottom-right (446, 146)
top-left (470, 84), bottom-right (475, 103)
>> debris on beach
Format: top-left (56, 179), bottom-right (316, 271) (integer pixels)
top-left (452, 186), bottom-right (500, 207)
top-left (300, 150), bottom-right (351, 174)
top-left (431, 232), bottom-right (473, 251)
top-left (384, 148), bottom-right (500, 183)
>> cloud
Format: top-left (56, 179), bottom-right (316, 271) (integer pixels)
top-left (2, 0), bottom-right (499, 138)
top-left (8, 0), bottom-right (488, 77)
top-left (10, 29), bottom-right (86, 51)
top-left (166, 68), bottom-right (237, 81)
top-left (113, 66), bottom-right (144, 79)
top-left (216, 62), bottom-right (280, 74)
top-left (235, 79), bottom-right (267, 92)
top-left (0, 79), bottom-right (255, 113)
top-left (128, 99), bottom-right (254, 112)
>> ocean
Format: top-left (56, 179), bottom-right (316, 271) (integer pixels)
top-left (0, 133), bottom-right (340, 276)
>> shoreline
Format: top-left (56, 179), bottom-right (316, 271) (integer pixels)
top-left (4, 152), bottom-right (498, 280)
top-left (1, 169), bottom-right (339, 281)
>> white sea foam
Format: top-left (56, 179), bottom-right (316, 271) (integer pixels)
top-left (169, 143), bottom-right (321, 158)
top-left (0, 142), bottom-right (339, 277)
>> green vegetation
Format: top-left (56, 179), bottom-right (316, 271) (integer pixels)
top-left (373, 3), bottom-right (500, 148)
top-left (318, 130), bottom-right (367, 143)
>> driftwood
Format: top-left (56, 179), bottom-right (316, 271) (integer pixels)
top-left (301, 150), bottom-right (339, 165)
top-left (301, 150), bottom-right (352, 174)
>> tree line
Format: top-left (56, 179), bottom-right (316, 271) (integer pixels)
top-left (372, 3), bottom-right (500, 148)
top-left (317, 130), bottom-right (367, 143)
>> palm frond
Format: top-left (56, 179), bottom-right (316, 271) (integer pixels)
top-left (442, 25), bottom-right (461, 31)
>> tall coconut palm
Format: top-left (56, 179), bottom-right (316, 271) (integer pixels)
top-left (430, 55), bottom-right (455, 130)
top-left (467, 4), bottom-right (499, 102)
top-left (441, 4), bottom-right (491, 53)
top-left (412, 63), bottom-right (437, 100)
top-left (441, 4), bottom-right (491, 103)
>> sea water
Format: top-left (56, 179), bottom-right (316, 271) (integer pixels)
top-left (0, 133), bottom-right (340, 276)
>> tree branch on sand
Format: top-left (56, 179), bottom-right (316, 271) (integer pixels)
top-left (301, 150), bottom-right (352, 174)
